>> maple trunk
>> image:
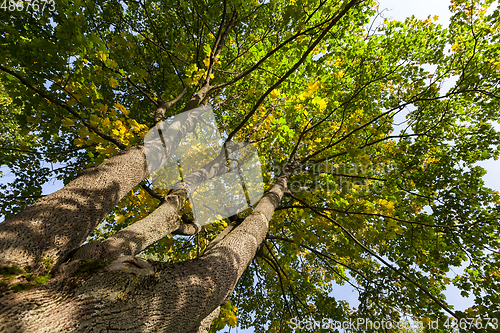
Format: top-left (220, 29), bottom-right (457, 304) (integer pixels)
top-left (0, 99), bottom-right (211, 273)
top-left (0, 145), bottom-right (150, 272)
top-left (0, 151), bottom-right (288, 331)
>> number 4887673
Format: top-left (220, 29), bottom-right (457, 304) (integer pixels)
top-left (444, 317), bottom-right (499, 330)
top-left (1, 0), bottom-right (56, 12)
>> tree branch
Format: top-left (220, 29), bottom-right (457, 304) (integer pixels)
top-left (154, 85), bottom-right (189, 124)
top-left (225, 0), bottom-right (361, 142)
top-left (0, 145), bottom-right (94, 156)
top-left (0, 65), bottom-right (128, 150)
top-left (287, 192), bottom-right (478, 330)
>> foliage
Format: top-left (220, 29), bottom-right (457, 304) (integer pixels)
top-left (1, 0), bottom-right (500, 332)
top-left (0, 264), bottom-right (25, 277)
top-left (0, 264), bottom-right (52, 292)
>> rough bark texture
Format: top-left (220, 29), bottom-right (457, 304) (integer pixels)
top-left (72, 189), bottom-right (189, 262)
top-left (0, 82), bottom-right (288, 331)
top-left (187, 307), bottom-right (221, 333)
top-left (72, 141), bottom-right (249, 263)
top-left (0, 96), bottom-right (212, 273)
top-left (0, 176), bottom-right (288, 332)
top-left (0, 145), bottom-right (149, 272)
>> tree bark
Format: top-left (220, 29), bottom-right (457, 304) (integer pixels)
top-left (187, 307), bottom-right (221, 333)
top-left (72, 141), bottom-right (251, 263)
top-left (0, 175), bottom-right (288, 332)
top-left (72, 189), bottom-right (189, 262)
top-left (0, 99), bottom-right (212, 273)
top-left (0, 145), bottom-right (149, 272)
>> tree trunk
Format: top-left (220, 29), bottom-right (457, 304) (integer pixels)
top-left (0, 175), bottom-right (288, 332)
top-left (0, 101), bottom-right (211, 273)
top-left (0, 145), bottom-right (149, 272)
top-left (70, 141), bottom-right (250, 263)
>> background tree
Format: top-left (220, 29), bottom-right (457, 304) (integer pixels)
top-left (1, 0), bottom-right (499, 332)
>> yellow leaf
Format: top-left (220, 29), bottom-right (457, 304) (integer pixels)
top-left (109, 77), bottom-right (118, 88)
top-left (114, 215), bottom-right (126, 224)
top-left (100, 104), bottom-right (108, 114)
top-left (228, 314), bottom-right (237, 327)
top-left (98, 51), bottom-right (107, 61)
top-left (451, 42), bottom-right (459, 51)
top-left (203, 57), bottom-right (210, 68)
top-left (96, 144), bottom-right (117, 155)
top-left (316, 98), bottom-right (327, 110)
top-left (139, 128), bottom-right (148, 139)
top-left (318, 99), bottom-right (328, 109)
top-left (307, 81), bottom-right (320, 94)
top-left (381, 199), bottom-right (395, 211)
top-left (433, 15), bottom-right (439, 21)
top-left (113, 102), bottom-right (130, 116)
top-left (74, 138), bottom-right (84, 147)
top-left (101, 117), bottom-right (111, 129)
top-left (127, 119), bottom-right (141, 132)
top-left (62, 118), bottom-right (75, 127)
top-left (270, 89), bottom-right (280, 99)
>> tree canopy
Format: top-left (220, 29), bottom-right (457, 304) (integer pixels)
top-left (1, 0), bottom-right (500, 332)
